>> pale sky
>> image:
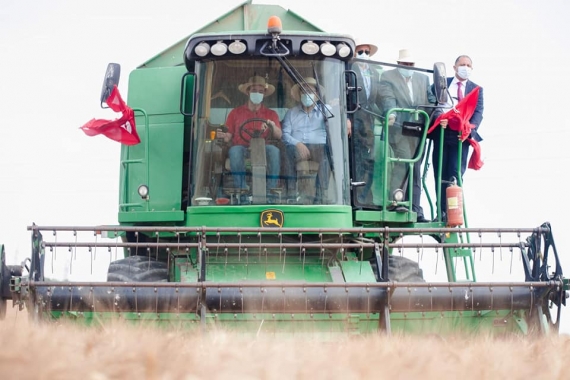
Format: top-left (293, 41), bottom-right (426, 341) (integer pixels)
top-left (1, 0), bottom-right (569, 331)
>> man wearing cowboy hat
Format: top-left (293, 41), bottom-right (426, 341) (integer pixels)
top-left (282, 77), bottom-right (330, 203)
top-left (220, 75), bottom-right (282, 191)
top-left (351, 39), bottom-right (384, 205)
top-left (379, 48), bottom-right (436, 222)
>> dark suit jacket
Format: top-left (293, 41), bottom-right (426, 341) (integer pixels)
top-left (379, 69), bottom-right (436, 116)
top-left (447, 77), bottom-right (484, 142)
top-left (352, 62), bottom-right (382, 116)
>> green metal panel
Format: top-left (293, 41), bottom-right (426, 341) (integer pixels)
top-left (128, 66), bottom-right (188, 116)
top-left (118, 210), bottom-right (185, 223)
top-left (205, 256), bottom-right (331, 282)
top-left (340, 261), bottom-right (377, 283)
top-left (118, 66), bottom-right (187, 223)
top-left (139, 2), bottom-right (324, 69)
top-left (185, 205), bottom-right (353, 228)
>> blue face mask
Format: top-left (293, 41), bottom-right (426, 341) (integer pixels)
top-left (398, 68), bottom-right (413, 78)
top-left (301, 93), bottom-right (315, 107)
top-left (249, 92), bottom-right (264, 105)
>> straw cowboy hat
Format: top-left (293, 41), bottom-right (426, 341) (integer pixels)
top-left (354, 38), bottom-right (378, 57)
top-left (238, 75), bottom-right (275, 96)
top-left (291, 77), bottom-right (325, 102)
top-left (397, 49), bottom-right (415, 63)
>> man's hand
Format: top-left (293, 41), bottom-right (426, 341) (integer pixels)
top-left (347, 119), bottom-right (352, 137)
top-left (388, 114), bottom-right (396, 127)
top-left (217, 129), bottom-right (232, 143)
top-left (296, 142), bottom-right (311, 161)
top-left (265, 119), bottom-right (282, 139)
top-left (440, 119), bottom-right (448, 128)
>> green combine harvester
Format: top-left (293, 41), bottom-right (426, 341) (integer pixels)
top-left (0, 1), bottom-right (567, 335)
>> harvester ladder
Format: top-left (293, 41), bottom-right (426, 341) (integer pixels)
top-left (442, 230), bottom-right (476, 282)
top-left (423, 125), bottom-right (476, 282)
top-left (119, 108), bottom-right (150, 212)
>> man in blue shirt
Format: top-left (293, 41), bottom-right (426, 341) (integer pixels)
top-left (282, 77), bottom-right (330, 204)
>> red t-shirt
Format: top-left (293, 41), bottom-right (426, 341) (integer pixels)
top-left (225, 104), bottom-right (281, 146)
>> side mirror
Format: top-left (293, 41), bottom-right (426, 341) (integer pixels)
top-left (433, 62), bottom-right (447, 104)
top-left (100, 63), bottom-right (121, 107)
top-left (180, 72), bottom-right (196, 116)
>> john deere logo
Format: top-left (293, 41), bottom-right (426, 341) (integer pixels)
top-left (261, 209), bottom-right (283, 228)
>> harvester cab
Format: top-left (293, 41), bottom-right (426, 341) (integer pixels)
top-left (0, 1), bottom-right (568, 336)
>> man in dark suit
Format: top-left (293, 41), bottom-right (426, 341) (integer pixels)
top-left (350, 40), bottom-right (383, 204)
top-left (379, 49), bottom-right (436, 222)
top-left (431, 55), bottom-right (484, 220)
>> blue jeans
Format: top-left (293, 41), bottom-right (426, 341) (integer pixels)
top-left (228, 144), bottom-right (280, 190)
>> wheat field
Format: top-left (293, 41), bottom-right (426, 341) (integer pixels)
top-left (1, 306), bottom-right (569, 380)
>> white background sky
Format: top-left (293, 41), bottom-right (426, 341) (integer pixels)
top-left (1, 0), bottom-right (569, 331)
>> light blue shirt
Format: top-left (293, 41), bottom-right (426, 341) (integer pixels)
top-left (282, 104), bottom-right (328, 146)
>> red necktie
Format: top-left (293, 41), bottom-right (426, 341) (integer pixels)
top-left (457, 82), bottom-right (464, 102)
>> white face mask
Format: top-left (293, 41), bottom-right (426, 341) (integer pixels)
top-left (249, 92), bottom-right (264, 105)
top-left (398, 68), bottom-right (413, 78)
top-left (457, 66), bottom-right (472, 80)
top-left (300, 93), bottom-right (315, 107)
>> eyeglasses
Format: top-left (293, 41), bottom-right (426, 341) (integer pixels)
top-left (357, 50), bottom-right (370, 55)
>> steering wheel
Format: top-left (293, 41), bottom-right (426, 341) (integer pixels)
top-left (238, 118), bottom-right (274, 143)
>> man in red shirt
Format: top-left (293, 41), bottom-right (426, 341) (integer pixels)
top-left (218, 75), bottom-right (282, 191)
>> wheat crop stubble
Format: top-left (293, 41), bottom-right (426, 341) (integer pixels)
top-left (1, 306), bottom-right (569, 380)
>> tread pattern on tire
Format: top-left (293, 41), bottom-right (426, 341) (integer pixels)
top-left (107, 255), bottom-right (168, 282)
top-left (388, 255), bottom-right (425, 282)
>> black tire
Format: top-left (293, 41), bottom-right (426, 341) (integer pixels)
top-left (107, 255), bottom-right (168, 282)
top-left (388, 255), bottom-right (425, 282)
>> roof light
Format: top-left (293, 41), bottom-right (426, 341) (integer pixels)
top-left (267, 16), bottom-right (282, 34)
top-left (336, 43), bottom-right (351, 58)
top-left (194, 42), bottom-right (210, 57)
top-left (211, 41), bottom-right (228, 56)
top-left (301, 41), bottom-right (319, 55)
top-left (320, 42), bottom-right (336, 56)
top-left (228, 40), bottom-right (246, 54)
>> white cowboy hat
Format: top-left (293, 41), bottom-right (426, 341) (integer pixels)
top-left (397, 49), bottom-right (415, 63)
top-left (291, 77), bottom-right (325, 102)
top-left (354, 38), bottom-right (378, 57)
top-left (238, 75), bottom-right (275, 96)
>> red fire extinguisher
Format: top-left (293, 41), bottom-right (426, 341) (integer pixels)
top-left (446, 178), bottom-right (464, 227)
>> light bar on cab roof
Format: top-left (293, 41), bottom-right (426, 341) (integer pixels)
top-left (211, 41), bottom-right (228, 56)
top-left (229, 40), bottom-right (246, 54)
top-left (336, 43), bottom-right (351, 58)
top-left (194, 42), bottom-right (210, 57)
top-left (320, 42), bottom-right (336, 56)
top-left (301, 41), bottom-right (319, 55)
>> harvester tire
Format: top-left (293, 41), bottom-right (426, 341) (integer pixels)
top-left (388, 255), bottom-right (425, 282)
top-left (107, 255), bottom-right (168, 282)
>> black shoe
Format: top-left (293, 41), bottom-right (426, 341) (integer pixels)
top-left (387, 205), bottom-right (409, 213)
top-left (416, 215), bottom-right (429, 223)
top-left (432, 213), bottom-right (447, 223)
